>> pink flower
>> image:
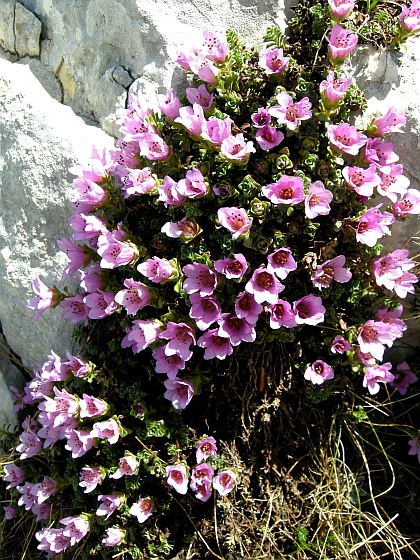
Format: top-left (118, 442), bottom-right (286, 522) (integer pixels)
top-left (91, 418), bottom-right (121, 445)
top-left (130, 497), bottom-right (154, 523)
top-left (30, 476), bottom-right (57, 504)
top-left (60, 295), bottom-right (89, 326)
top-left (161, 217), bottom-right (200, 240)
top-left (3, 463), bottom-right (26, 489)
top-left (371, 255), bottom-right (404, 290)
top-left (164, 378), bottom-right (195, 409)
top-left (245, 268), bottom-right (284, 304)
top-left (356, 204), bottom-right (395, 247)
top-left (235, 292), bottom-right (263, 325)
top-left (328, 0), bottom-right (355, 21)
top-left (84, 291), bottom-right (119, 320)
top-left (305, 181), bottom-right (333, 218)
top-left (79, 466), bottom-right (106, 493)
top-left (392, 189), bottom-right (420, 218)
top-left (331, 335), bottom-right (351, 354)
top-left (200, 29), bottom-right (229, 62)
top-left (56, 237), bottom-right (92, 277)
top-left (389, 361), bottom-right (418, 395)
top-left (197, 329), bottom-right (234, 360)
top-left (97, 227), bottom-right (138, 269)
top-left (175, 104), bottom-right (206, 136)
top-left (218, 313), bottom-right (256, 346)
top-left (293, 295), bottom-right (326, 326)
top-left (261, 175), bottom-right (305, 205)
top-left (183, 262), bottom-right (218, 296)
top-left (217, 207), bottom-right (252, 239)
top-left (394, 270), bottom-right (418, 298)
top-left (60, 515), bottom-right (90, 546)
top-left (267, 248), bottom-right (297, 280)
top-left (152, 345), bottom-right (186, 378)
top-left (371, 106), bottom-right (406, 136)
top-left (320, 71), bottom-right (352, 107)
top-left (124, 167), bottom-right (157, 197)
top-left (196, 437), bottom-right (218, 463)
top-left (327, 24), bottom-right (358, 63)
top-left (166, 464), bottom-right (189, 494)
top-left (4, 506), bottom-right (16, 520)
top-left (358, 320), bottom-right (400, 361)
top-left (102, 527), bottom-right (126, 546)
top-left (79, 394), bottom-right (108, 418)
top-left (16, 482), bottom-right (36, 510)
top-left (177, 168), bottom-right (208, 198)
top-left (69, 213), bottom-right (106, 241)
top-left (201, 117), bottom-right (232, 146)
top-left (28, 276), bottom-right (61, 321)
top-left (186, 84), bottom-right (214, 110)
top-left (139, 132), bottom-right (170, 161)
top-left (157, 88), bottom-right (182, 120)
top-left (36, 527), bottom-right (71, 553)
top-left (16, 431), bottom-right (43, 459)
top-left (268, 300), bottom-right (297, 329)
top-left (121, 319), bottom-right (162, 353)
top-left (65, 351), bottom-right (91, 377)
top-left (399, 0), bottom-right (420, 33)
top-left (363, 363), bottom-right (394, 395)
top-left (157, 175), bottom-right (186, 207)
top-left (72, 178), bottom-right (107, 210)
top-left (214, 253), bottom-right (247, 279)
top-left (362, 138), bottom-right (399, 170)
top-left (159, 322), bottom-right (196, 361)
top-left (327, 123), bottom-right (367, 155)
top-left (258, 47), bottom-right (289, 74)
top-left (110, 454), bottom-right (139, 479)
top-left (357, 348), bottom-right (376, 366)
top-left (193, 479), bottom-right (212, 502)
top-left (189, 292), bottom-right (221, 331)
top-left (115, 279), bottom-right (151, 314)
top-left (255, 125), bottom-right (284, 151)
top-left (188, 53), bottom-right (219, 84)
top-left (251, 108), bottom-right (271, 128)
top-left (342, 165), bottom-right (380, 197)
top-left (213, 470), bottom-right (237, 496)
top-left (96, 494), bottom-right (122, 519)
top-left (32, 502), bottom-right (51, 522)
top-left (408, 436), bottom-right (420, 462)
top-left (220, 134), bottom-right (256, 161)
top-left (312, 255), bottom-right (352, 289)
top-left (190, 464), bottom-right (214, 501)
top-left (377, 164), bottom-right (409, 202)
top-left (268, 93), bottom-right (312, 130)
top-left (304, 360), bottom-right (335, 385)
top-left (64, 429), bottom-right (94, 458)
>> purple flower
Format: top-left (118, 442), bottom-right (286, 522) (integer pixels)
top-left (175, 104), bottom-right (206, 136)
top-left (163, 378), bottom-right (195, 409)
top-left (30, 476), bottom-right (57, 504)
top-left (130, 498), bottom-right (154, 523)
top-left (188, 53), bottom-right (219, 84)
top-left (189, 292), bottom-right (221, 331)
top-left (371, 106), bottom-right (406, 136)
top-left (304, 360), bottom-right (335, 385)
top-left (389, 361), bottom-right (418, 395)
top-left (28, 276), bottom-right (61, 321)
top-left (251, 107), bottom-right (272, 128)
top-left (152, 345), bottom-right (186, 378)
top-left (392, 189), bottom-right (420, 218)
top-left (139, 132), bottom-right (170, 161)
top-left (16, 431), bottom-right (43, 460)
top-left (157, 175), bottom-right (186, 207)
top-left (245, 268), bottom-right (284, 304)
top-left (36, 527), bottom-right (71, 553)
top-left (193, 479), bottom-right (212, 502)
top-left (124, 167), bottom-right (157, 197)
top-left (79, 394), bottom-right (108, 418)
top-left (69, 213), bottom-right (106, 241)
top-left (218, 313), bottom-right (256, 346)
top-left (342, 165), bottom-right (380, 197)
top-left (186, 84), bottom-right (214, 110)
top-left (102, 527), bottom-right (126, 546)
top-left (84, 291), bottom-right (119, 320)
top-left (79, 466), bottom-right (106, 493)
top-left (190, 464), bottom-right (214, 501)
top-left (3, 463), bottom-right (26, 489)
top-left (64, 429), bottom-right (94, 458)
top-left (214, 253), bottom-right (247, 279)
top-left (378, 164), bottom-right (410, 202)
top-left (166, 464), bottom-right (189, 494)
top-left (327, 24), bottom-right (358, 63)
top-left (137, 257), bottom-right (176, 283)
top-left (258, 47), bottom-right (289, 74)
top-left (267, 248), bottom-right (297, 280)
top-left (97, 227), bottom-right (138, 269)
top-left (394, 270), bottom-right (418, 298)
top-left (356, 204), bottom-right (395, 247)
top-left (177, 168), bottom-right (208, 198)
top-left (91, 418), bottom-right (121, 445)
top-left (408, 436), bottom-right (420, 462)
top-left (320, 71), bottom-right (352, 107)
top-left (60, 295), bottom-right (89, 326)
top-left (399, 0), bottom-right (420, 33)
top-left (197, 329), bottom-right (234, 360)
top-left (60, 515), bottom-right (90, 546)
top-left (362, 138), bottom-right (399, 170)
top-left (371, 254), bottom-right (406, 290)
top-left (96, 494), bottom-right (122, 519)
top-left (255, 125), bottom-right (284, 151)
top-left (268, 300), bottom-right (297, 329)
top-left (327, 123), bottom-right (367, 155)
top-left (4, 506), bottom-right (16, 520)
top-left (261, 175), bottom-right (305, 205)
top-left (183, 262), bottom-right (218, 296)
top-left (110, 454), bottom-right (139, 479)
top-left (235, 292), bottom-right (263, 325)
top-left (159, 322), bottom-right (196, 361)
top-left (213, 470), bottom-right (237, 496)
top-left (305, 181), bottom-right (333, 219)
top-left (328, 0), bottom-right (355, 21)
top-left (201, 117), bottom-right (232, 146)
top-left (358, 320), bottom-right (400, 361)
top-left (16, 482), bottom-right (36, 510)
top-left (56, 237), bottom-right (92, 277)
top-left (268, 93), bottom-right (312, 130)
top-left (65, 352), bottom-right (91, 377)
top-left (363, 363), bottom-right (394, 395)
top-left (196, 437), bottom-right (218, 463)
top-left (293, 295), bottom-right (326, 326)
top-left (32, 502), bottom-right (51, 522)
top-left (312, 255), bottom-right (352, 289)
top-left (217, 207), bottom-right (252, 239)
top-left (331, 335), bottom-right (351, 354)
top-left (115, 279), bottom-right (151, 314)
top-left (157, 88), bottom-right (182, 120)
top-left (220, 133), bottom-right (256, 161)
top-left (161, 217), bottom-right (201, 240)
top-left (121, 319), bottom-right (162, 354)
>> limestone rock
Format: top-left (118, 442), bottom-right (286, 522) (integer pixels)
top-left (0, 331), bottom-right (24, 436)
top-left (14, 1), bottom-right (42, 57)
top-left (0, 58), bottom-right (114, 373)
top-left (0, 0), bottom-right (16, 54)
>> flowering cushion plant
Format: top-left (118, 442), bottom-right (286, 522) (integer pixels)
top-left (2, 5), bottom-right (420, 559)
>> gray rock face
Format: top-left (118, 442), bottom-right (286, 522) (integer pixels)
top-left (0, 0), bottom-right (41, 57)
top-left (0, 58), bottom-right (114, 375)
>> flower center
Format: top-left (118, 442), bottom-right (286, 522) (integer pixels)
top-left (362, 326), bottom-right (378, 342)
top-left (228, 317), bottom-right (244, 331)
top-left (256, 271), bottom-right (273, 289)
top-left (335, 134), bottom-right (351, 146)
top-left (351, 171), bottom-right (365, 186)
top-left (273, 250), bottom-right (288, 265)
top-left (314, 362), bottom-right (324, 374)
top-left (296, 303), bottom-right (310, 318)
top-left (239, 293), bottom-right (253, 311)
top-left (280, 187), bottom-right (294, 200)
